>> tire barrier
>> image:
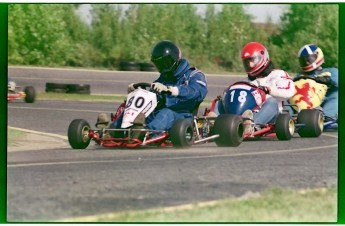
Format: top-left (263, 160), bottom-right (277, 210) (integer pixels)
top-left (119, 61), bottom-right (157, 72)
top-left (139, 62), bottom-right (156, 72)
top-left (119, 61), bottom-right (141, 71)
top-left (45, 83), bottom-right (91, 94)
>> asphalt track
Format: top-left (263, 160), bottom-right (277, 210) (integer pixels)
top-left (7, 66), bottom-right (338, 222)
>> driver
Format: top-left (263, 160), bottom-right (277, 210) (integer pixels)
top-left (98, 40), bottom-right (208, 138)
top-left (230, 42), bottom-right (295, 134)
top-left (8, 78), bottom-right (16, 93)
top-left (293, 44), bottom-right (338, 119)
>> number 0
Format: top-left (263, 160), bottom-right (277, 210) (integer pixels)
top-left (135, 97), bottom-right (144, 108)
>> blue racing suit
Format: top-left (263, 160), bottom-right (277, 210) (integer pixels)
top-left (293, 67), bottom-right (338, 118)
top-left (146, 59), bottom-right (208, 131)
top-left (113, 59), bottom-right (208, 131)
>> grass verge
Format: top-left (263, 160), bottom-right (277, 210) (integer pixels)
top-left (38, 92), bottom-right (127, 102)
top-left (59, 187), bottom-right (337, 223)
top-left (7, 128), bottom-right (25, 146)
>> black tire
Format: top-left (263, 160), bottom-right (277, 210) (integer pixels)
top-left (68, 119), bottom-right (91, 149)
top-left (213, 114), bottom-right (243, 147)
top-left (45, 88), bottom-right (68, 93)
top-left (67, 84), bottom-right (91, 92)
top-left (275, 113), bottom-right (294, 140)
top-left (46, 82), bottom-right (69, 90)
top-left (119, 61), bottom-right (140, 71)
top-left (169, 119), bottom-right (194, 148)
top-left (140, 62), bottom-right (157, 71)
top-left (24, 86), bottom-right (36, 103)
top-left (297, 109), bottom-right (324, 137)
top-left (45, 83), bottom-right (68, 93)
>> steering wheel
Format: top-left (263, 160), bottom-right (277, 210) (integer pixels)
top-left (132, 82), bottom-right (171, 109)
top-left (133, 82), bottom-right (151, 90)
top-left (133, 82), bottom-right (172, 95)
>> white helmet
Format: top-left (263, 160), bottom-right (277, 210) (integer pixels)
top-left (8, 81), bottom-right (16, 91)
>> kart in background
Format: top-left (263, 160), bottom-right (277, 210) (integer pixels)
top-left (288, 77), bottom-right (337, 131)
top-left (205, 81), bottom-right (323, 141)
top-left (7, 83), bottom-right (36, 103)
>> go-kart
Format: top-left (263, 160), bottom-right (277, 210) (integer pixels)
top-left (205, 81), bottom-right (323, 141)
top-left (7, 83), bottom-right (36, 103)
top-left (288, 77), bottom-right (337, 130)
top-left (67, 82), bottom-right (244, 149)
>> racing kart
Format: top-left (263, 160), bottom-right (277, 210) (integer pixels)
top-left (205, 81), bottom-right (324, 141)
top-left (7, 84), bottom-right (36, 103)
top-left (67, 82), bottom-right (244, 149)
top-left (288, 77), bottom-right (337, 130)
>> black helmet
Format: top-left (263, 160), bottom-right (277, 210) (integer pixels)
top-left (151, 40), bottom-right (182, 74)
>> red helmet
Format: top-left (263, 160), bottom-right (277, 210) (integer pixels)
top-left (241, 42), bottom-right (270, 77)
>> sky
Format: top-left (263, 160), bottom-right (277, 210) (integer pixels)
top-left (243, 4), bottom-right (288, 23)
top-left (77, 4), bottom-right (289, 24)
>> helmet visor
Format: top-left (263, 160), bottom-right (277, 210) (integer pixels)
top-left (299, 54), bottom-right (317, 68)
top-left (242, 55), bottom-right (262, 71)
top-left (151, 55), bottom-right (175, 73)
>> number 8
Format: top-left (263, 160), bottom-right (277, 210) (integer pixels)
top-left (238, 91), bottom-right (247, 103)
top-left (230, 90), bottom-right (247, 103)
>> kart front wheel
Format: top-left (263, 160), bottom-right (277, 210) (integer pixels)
top-left (24, 86), bottom-right (36, 103)
top-left (214, 114), bottom-right (243, 147)
top-left (275, 113), bottom-right (294, 140)
top-left (169, 119), bottom-right (193, 148)
top-left (68, 119), bottom-right (91, 149)
top-left (297, 109), bottom-right (323, 137)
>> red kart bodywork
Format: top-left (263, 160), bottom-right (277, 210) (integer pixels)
top-left (8, 85), bottom-right (36, 103)
top-left (88, 129), bottom-right (171, 148)
top-left (77, 101), bottom-right (175, 148)
top-left (7, 91), bottom-right (26, 101)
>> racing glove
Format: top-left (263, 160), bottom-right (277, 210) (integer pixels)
top-left (127, 83), bottom-right (136, 93)
top-left (151, 82), bottom-right (179, 96)
top-left (258, 86), bottom-right (270, 94)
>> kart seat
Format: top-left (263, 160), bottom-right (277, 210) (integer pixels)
top-left (193, 101), bottom-right (202, 116)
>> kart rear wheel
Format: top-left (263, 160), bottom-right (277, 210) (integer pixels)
top-left (275, 113), bottom-right (294, 140)
top-left (24, 86), bottom-right (36, 103)
top-left (169, 119), bottom-right (193, 148)
top-left (68, 119), bottom-right (91, 149)
top-left (297, 109), bottom-right (323, 137)
top-left (214, 114), bottom-right (243, 147)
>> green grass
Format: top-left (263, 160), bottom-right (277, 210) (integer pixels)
top-left (7, 128), bottom-right (25, 146)
top-left (38, 92), bottom-right (127, 102)
top-left (59, 187), bottom-right (337, 223)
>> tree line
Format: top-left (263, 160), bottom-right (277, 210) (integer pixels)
top-left (8, 3), bottom-right (338, 74)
